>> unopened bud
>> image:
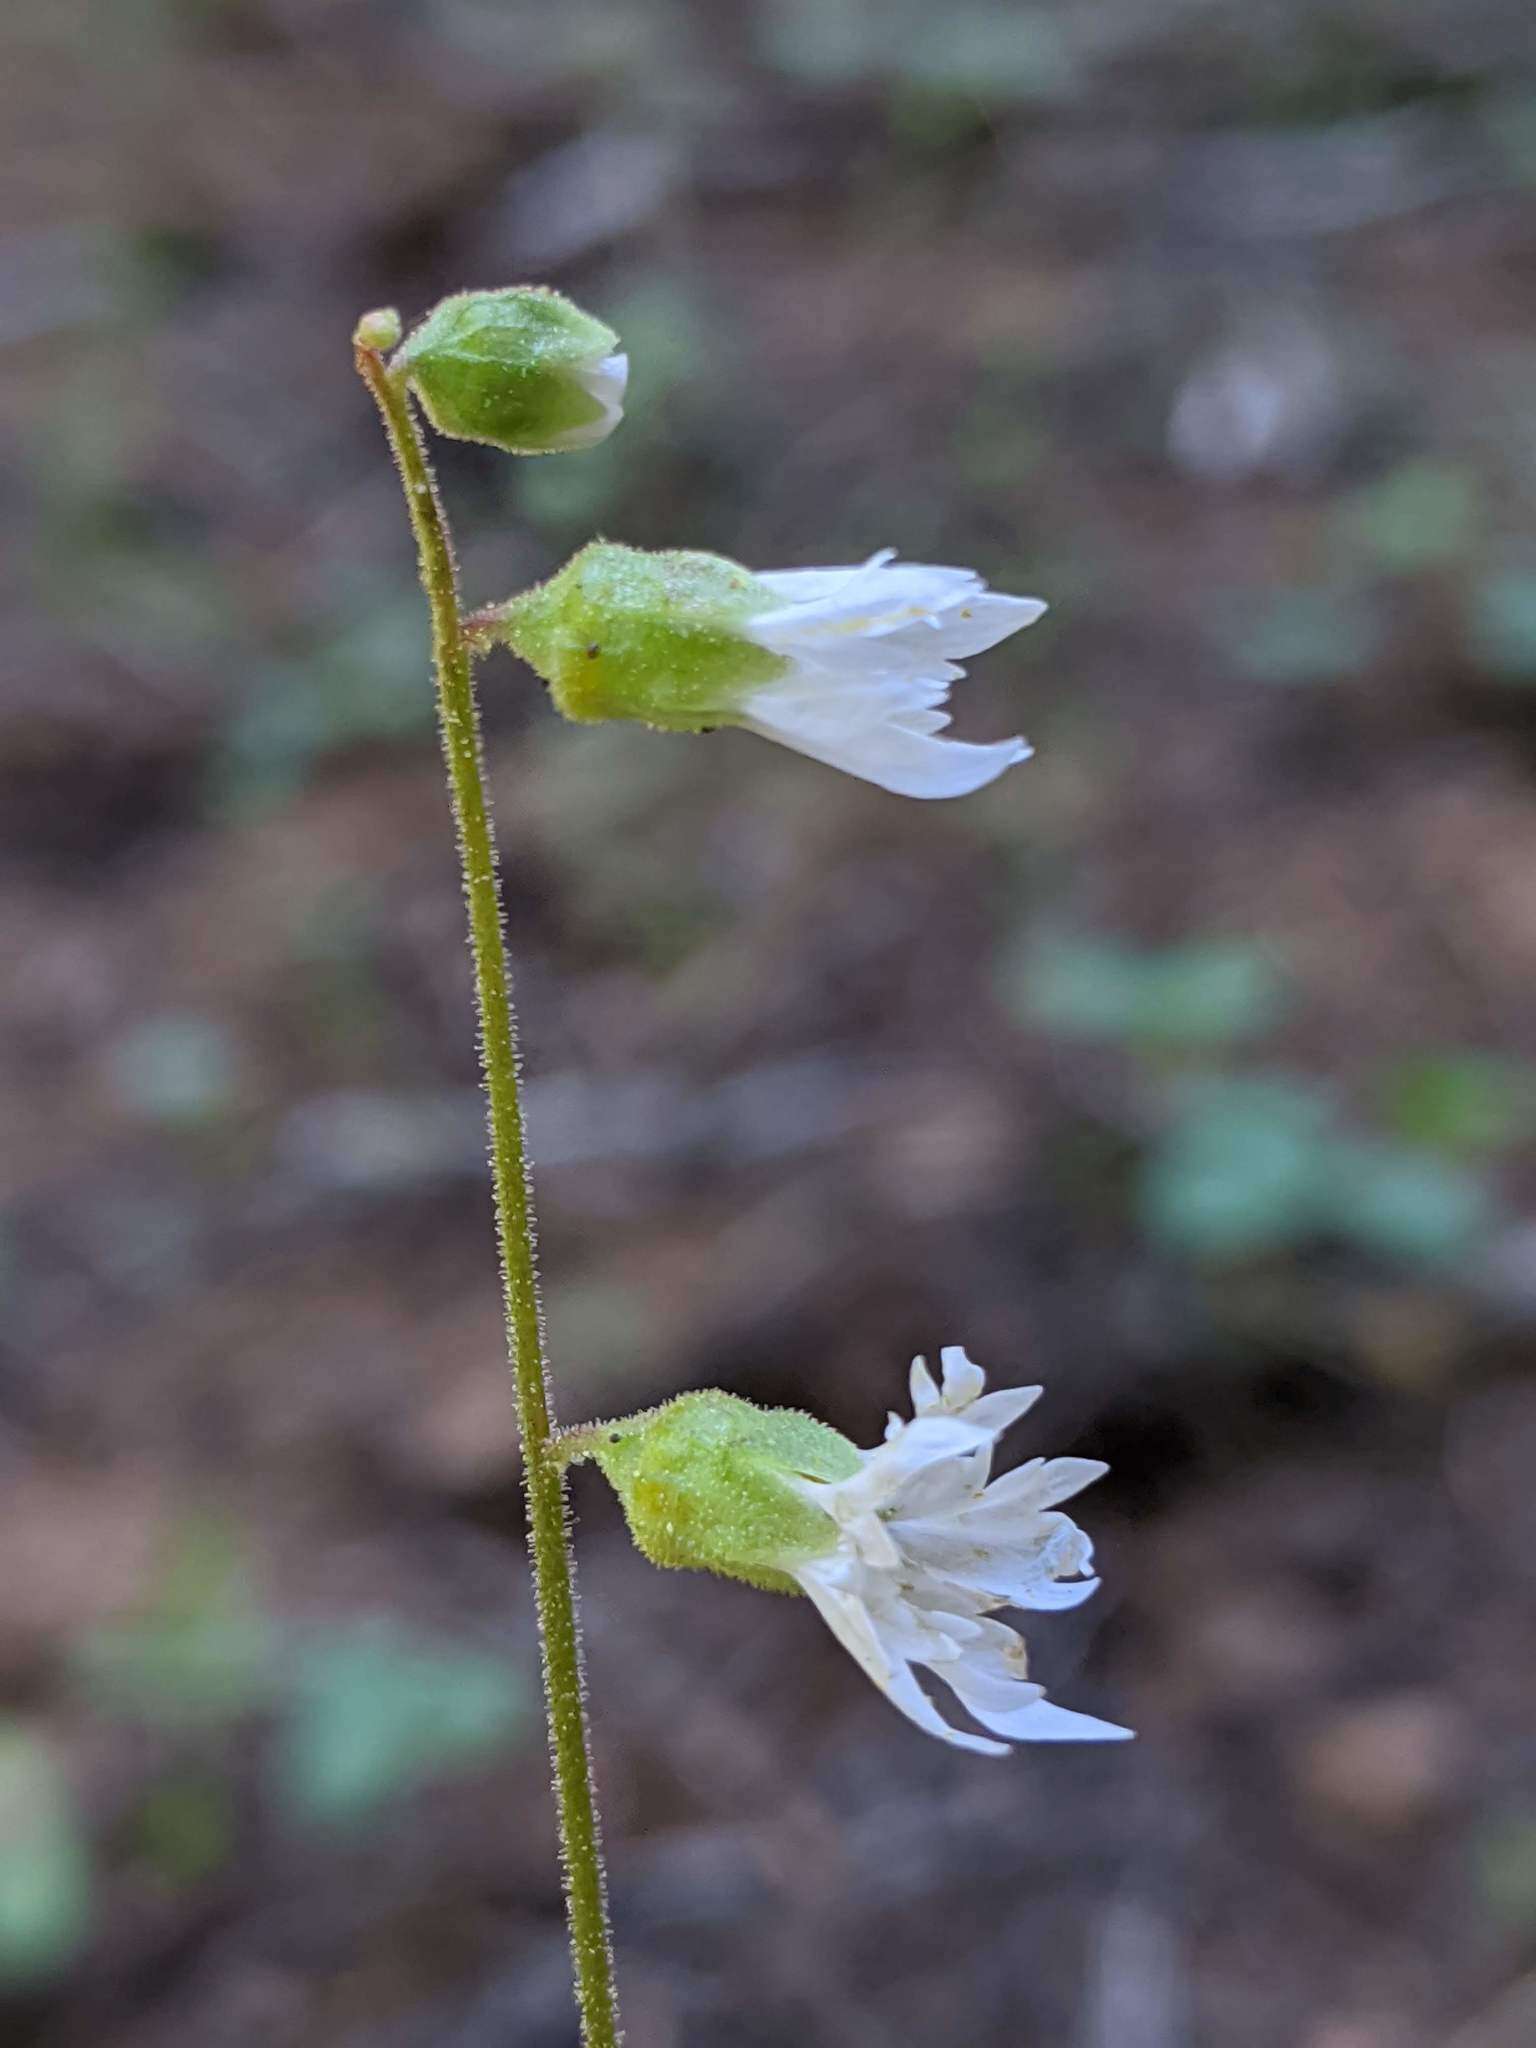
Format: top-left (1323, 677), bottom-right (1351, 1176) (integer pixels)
top-left (353, 306), bottom-right (403, 353)
top-left (393, 288), bottom-right (626, 455)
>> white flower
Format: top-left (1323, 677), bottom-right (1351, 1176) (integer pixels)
top-left (737, 551), bottom-right (1044, 798)
top-left (788, 1346), bottom-right (1131, 1754)
top-left (500, 542), bottom-right (1043, 795)
top-left (555, 349), bottom-right (629, 450)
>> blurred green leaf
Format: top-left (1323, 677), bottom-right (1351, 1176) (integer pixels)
top-left (901, 7), bottom-right (1075, 101)
top-left (104, 1012), bottom-right (241, 1127)
top-left (115, 224), bottom-right (227, 318)
top-left (1228, 587), bottom-right (1383, 686)
top-left (1139, 944), bottom-right (1286, 1044)
top-left (1337, 460), bottom-right (1480, 574)
top-left (1486, 94), bottom-right (1536, 188)
top-left (278, 1622), bottom-right (527, 1828)
top-left (1012, 936), bottom-right (1148, 1038)
top-left (1379, 1052), bottom-right (1536, 1155)
top-left (1467, 569), bottom-right (1536, 682)
top-left (1010, 935), bottom-right (1284, 1045)
top-left (952, 396), bottom-right (1048, 498)
top-left (886, 83), bottom-right (994, 158)
top-left (755, 0), bottom-right (886, 84)
top-left (1318, 1140), bottom-right (1493, 1268)
top-left (1139, 1076), bottom-right (1333, 1260)
top-left (58, 547), bottom-right (234, 679)
top-left (210, 594), bottom-right (432, 818)
top-left (0, 1728), bottom-right (91, 1987)
top-left (76, 1522), bottom-right (272, 1728)
top-left (759, 0), bottom-right (1073, 101)
top-left (129, 1777), bottom-right (235, 1889)
top-left (1141, 1073), bottom-right (1497, 1268)
top-left (1478, 1814), bottom-right (1536, 1931)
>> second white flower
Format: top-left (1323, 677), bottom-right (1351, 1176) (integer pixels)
top-left (493, 541), bottom-right (1044, 798)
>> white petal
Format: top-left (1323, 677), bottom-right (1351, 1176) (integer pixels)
top-left (1012, 1572), bottom-right (1102, 1611)
top-left (937, 1345), bottom-right (987, 1410)
top-left (893, 1477), bottom-right (1092, 1558)
top-left (908, 1354), bottom-right (943, 1415)
top-left (894, 1525), bottom-right (1100, 1610)
top-left (582, 349), bottom-right (629, 405)
top-left (919, 592), bottom-right (1047, 660)
top-left (858, 1416), bottom-right (999, 1486)
top-left (959, 1386), bottom-right (1046, 1437)
top-left (736, 554), bottom-right (1040, 797)
top-left (794, 1559), bottom-right (1006, 1755)
top-left (880, 1657), bottom-right (1008, 1756)
top-left (940, 1633), bottom-right (1046, 1721)
top-left (752, 559), bottom-right (887, 607)
top-left (887, 1451), bottom-right (990, 1521)
top-left (843, 1507), bottom-right (904, 1570)
top-left (1036, 1455), bottom-right (1110, 1505)
top-left (750, 645), bottom-right (966, 693)
top-left (549, 350), bottom-right (629, 450)
top-left (869, 1591), bottom-right (985, 1665)
top-left (793, 1558), bottom-right (893, 1687)
top-left (970, 1694), bottom-right (1134, 1743)
top-left (970, 1455), bottom-right (1108, 1515)
top-left (749, 556), bottom-right (979, 647)
top-left (742, 702), bottom-right (1031, 799)
top-left (947, 1509), bottom-right (1095, 1580)
top-left (750, 557), bottom-right (1044, 662)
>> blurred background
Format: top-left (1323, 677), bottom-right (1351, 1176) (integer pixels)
top-left (4, 1), bottom-right (1536, 2042)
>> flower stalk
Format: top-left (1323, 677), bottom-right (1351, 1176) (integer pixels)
top-left (353, 317), bottom-right (620, 2048)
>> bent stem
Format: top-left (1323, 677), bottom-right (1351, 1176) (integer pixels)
top-left (354, 325), bottom-right (620, 2048)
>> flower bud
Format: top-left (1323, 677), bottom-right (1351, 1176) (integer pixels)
top-left (556, 1390), bottom-right (856, 1593)
top-left (393, 288), bottom-right (627, 455)
top-left (353, 306), bottom-right (403, 353)
top-left (488, 542), bottom-right (790, 729)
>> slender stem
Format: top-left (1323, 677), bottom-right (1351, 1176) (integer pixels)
top-left (354, 327), bottom-right (621, 2048)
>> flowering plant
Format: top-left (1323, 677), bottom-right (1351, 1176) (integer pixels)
top-left (352, 282), bottom-right (1122, 2048)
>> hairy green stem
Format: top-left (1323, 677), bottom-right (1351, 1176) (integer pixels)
top-left (354, 325), bottom-right (620, 2048)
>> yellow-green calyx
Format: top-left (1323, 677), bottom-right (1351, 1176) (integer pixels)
top-left (393, 288), bottom-right (621, 455)
top-left (557, 1389), bottom-right (859, 1594)
top-left (487, 542), bottom-right (791, 730)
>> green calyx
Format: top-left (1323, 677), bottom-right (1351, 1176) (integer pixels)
top-left (557, 1389), bottom-right (859, 1594)
top-left (488, 542), bottom-right (791, 732)
top-left (393, 288), bottom-right (621, 455)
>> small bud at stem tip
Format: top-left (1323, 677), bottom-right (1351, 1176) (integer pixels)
top-left (353, 306), bottom-right (404, 353)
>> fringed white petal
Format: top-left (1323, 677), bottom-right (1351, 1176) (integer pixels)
top-left (967, 1696), bottom-right (1134, 1744)
top-left (967, 1455), bottom-right (1110, 1514)
top-left (936, 1344), bottom-right (988, 1409)
top-left (791, 1347), bottom-right (1129, 1754)
top-left (741, 702), bottom-right (1030, 799)
top-left (751, 556), bottom-right (1044, 659)
top-left (795, 1556), bottom-right (1007, 1755)
top-left (908, 1353), bottom-right (944, 1415)
top-left (736, 552), bottom-right (1042, 799)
